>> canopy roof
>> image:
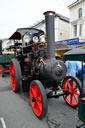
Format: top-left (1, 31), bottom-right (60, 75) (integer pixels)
top-left (63, 47), bottom-right (85, 61)
top-left (9, 28), bottom-right (44, 40)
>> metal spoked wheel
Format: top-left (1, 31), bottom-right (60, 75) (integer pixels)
top-left (29, 80), bottom-right (48, 119)
top-left (62, 76), bottom-right (82, 108)
top-left (9, 59), bottom-right (22, 92)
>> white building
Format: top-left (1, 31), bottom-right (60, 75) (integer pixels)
top-left (32, 13), bottom-right (70, 42)
top-left (1, 13), bottom-right (70, 49)
top-left (2, 39), bottom-right (14, 50)
top-left (68, 0), bottom-right (85, 42)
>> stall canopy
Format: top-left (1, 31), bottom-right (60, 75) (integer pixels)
top-left (63, 47), bottom-right (85, 61)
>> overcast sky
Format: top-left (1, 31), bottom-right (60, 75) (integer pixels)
top-left (0, 0), bottom-right (75, 39)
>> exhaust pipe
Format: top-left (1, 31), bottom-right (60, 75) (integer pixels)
top-left (43, 11), bottom-right (56, 59)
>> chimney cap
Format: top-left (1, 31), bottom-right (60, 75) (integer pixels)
top-left (43, 11), bottom-right (56, 16)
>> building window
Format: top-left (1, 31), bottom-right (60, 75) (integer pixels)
top-left (78, 8), bottom-right (82, 18)
top-left (79, 24), bottom-right (82, 36)
top-left (73, 25), bottom-right (77, 36)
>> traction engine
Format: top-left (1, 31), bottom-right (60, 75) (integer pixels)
top-left (9, 11), bottom-right (82, 119)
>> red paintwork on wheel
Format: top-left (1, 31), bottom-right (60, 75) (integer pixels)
top-left (30, 83), bottom-right (42, 117)
top-left (1, 69), bottom-right (3, 76)
top-left (0, 66), bottom-right (4, 76)
top-left (4, 68), bottom-right (9, 71)
top-left (9, 62), bottom-right (16, 91)
top-left (62, 77), bottom-right (80, 107)
top-left (0, 66), bottom-right (2, 72)
top-left (0, 65), bottom-right (9, 76)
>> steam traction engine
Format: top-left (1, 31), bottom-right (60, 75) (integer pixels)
top-left (9, 11), bottom-right (82, 119)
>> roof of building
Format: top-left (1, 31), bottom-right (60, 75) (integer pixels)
top-left (68, 0), bottom-right (84, 9)
top-left (32, 13), bottom-right (70, 28)
top-left (55, 13), bottom-right (70, 22)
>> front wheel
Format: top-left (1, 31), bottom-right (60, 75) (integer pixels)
top-left (62, 76), bottom-right (82, 108)
top-left (29, 80), bottom-right (48, 119)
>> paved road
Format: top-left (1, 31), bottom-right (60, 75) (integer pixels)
top-left (0, 73), bottom-right (80, 128)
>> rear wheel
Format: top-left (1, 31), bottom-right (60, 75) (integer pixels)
top-left (62, 76), bottom-right (82, 108)
top-left (29, 80), bottom-right (48, 119)
top-left (9, 59), bottom-right (21, 92)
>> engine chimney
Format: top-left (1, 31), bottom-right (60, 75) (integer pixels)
top-left (43, 11), bottom-right (56, 59)
top-left (40, 11), bottom-right (67, 82)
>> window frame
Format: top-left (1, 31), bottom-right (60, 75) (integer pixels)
top-left (78, 8), bottom-right (82, 18)
top-left (79, 24), bottom-right (82, 36)
top-left (73, 24), bottom-right (77, 37)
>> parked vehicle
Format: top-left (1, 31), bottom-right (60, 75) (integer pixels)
top-left (0, 40), bottom-right (14, 77)
top-left (9, 11), bottom-right (82, 119)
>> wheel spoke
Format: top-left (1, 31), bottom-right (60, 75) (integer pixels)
top-left (71, 80), bottom-right (74, 90)
top-left (12, 68), bottom-right (15, 74)
top-left (31, 87), bottom-right (37, 97)
top-left (35, 102), bottom-right (41, 116)
top-left (64, 94), bottom-right (70, 100)
top-left (31, 102), bottom-right (36, 109)
top-left (73, 95), bottom-right (78, 104)
top-left (70, 95), bottom-right (73, 105)
top-left (34, 86), bottom-right (40, 97)
top-left (66, 80), bottom-right (71, 89)
top-left (36, 96), bottom-right (41, 101)
top-left (73, 91), bottom-right (79, 96)
top-left (36, 101), bottom-right (42, 113)
top-left (73, 85), bottom-right (78, 91)
top-left (30, 88), bottom-right (34, 98)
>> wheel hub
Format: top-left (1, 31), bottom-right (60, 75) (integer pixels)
top-left (32, 97), bottom-right (36, 102)
top-left (69, 89), bottom-right (74, 94)
top-left (11, 73), bottom-right (14, 78)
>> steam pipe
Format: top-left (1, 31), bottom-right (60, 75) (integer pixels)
top-left (43, 11), bottom-right (56, 59)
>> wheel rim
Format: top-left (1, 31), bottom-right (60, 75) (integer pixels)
top-left (30, 83), bottom-right (42, 117)
top-left (10, 62), bottom-right (16, 91)
top-left (1, 68), bottom-right (3, 76)
top-left (0, 66), bottom-right (4, 76)
top-left (62, 77), bottom-right (80, 107)
top-left (0, 66), bottom-right (1, 73)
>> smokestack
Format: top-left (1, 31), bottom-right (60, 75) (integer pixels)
top-left (43, 11), bottom-right (56, 59)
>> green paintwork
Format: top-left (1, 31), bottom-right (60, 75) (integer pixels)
top-left (0, 54), bottom-right (15, 64)
top-left (78, 95), bottom-right (85, 122)
top-left (63, 47), bottom-right (85, 61)
top-left (63, 55), bottom-right (85, 61)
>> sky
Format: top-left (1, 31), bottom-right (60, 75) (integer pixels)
top-left (0, 0), bottom-right (75, 39)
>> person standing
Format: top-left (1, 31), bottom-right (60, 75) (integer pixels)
top-left (65, 61), bottom-right (81, 77)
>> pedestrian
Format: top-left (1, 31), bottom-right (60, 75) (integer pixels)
top-left (65, 61), bottom-right (81, 77)
top-left (77, 63), bottom-right (85, 92)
